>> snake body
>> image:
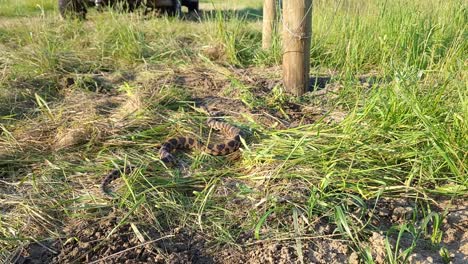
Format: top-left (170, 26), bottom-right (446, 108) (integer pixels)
top-left (100, 118), bottom-right (241, 196)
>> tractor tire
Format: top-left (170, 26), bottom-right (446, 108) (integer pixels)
top-left (173, 0), bottom-right (182, 17)
top-left (112, 0), bottom-right (141, 13)
top-left (58, 0), bottom-right (87, 19)
top-left (185, 1), bottom-right (199, 12)
top-left (164, 0), bottom-right (181, 17)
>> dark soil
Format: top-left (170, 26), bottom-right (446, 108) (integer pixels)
top-left (11, 198), bottom-right (467, 264)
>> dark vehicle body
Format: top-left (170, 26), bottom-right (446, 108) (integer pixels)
top-left (59, 0), bottom-right (199, 18)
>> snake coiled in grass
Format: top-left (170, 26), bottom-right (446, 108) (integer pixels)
top-left (100, 117), bottom-right (241, 196)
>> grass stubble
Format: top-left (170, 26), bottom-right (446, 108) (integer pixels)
top-left (0, 0), bottom-right (466, 263)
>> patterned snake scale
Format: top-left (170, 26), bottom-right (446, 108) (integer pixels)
top-left (100, 117), bottom-right (241, 196)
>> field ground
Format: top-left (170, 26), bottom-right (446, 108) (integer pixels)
top-left (0, 0), bottom-right (467, 263)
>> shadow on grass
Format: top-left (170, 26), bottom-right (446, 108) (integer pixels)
top-left (143, 7), bottom-right (263, 22)
top-left (308, 74), bottom-right (387, 91)
top-left (0, 77), bottom-right (61, 124)
top-left (197, 7), bottom-right (262, 21)
top-left (80, 4), bottom-right (263, 21)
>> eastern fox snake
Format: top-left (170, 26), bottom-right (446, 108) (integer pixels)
top-left (100, 115), bottom-right (241, 196)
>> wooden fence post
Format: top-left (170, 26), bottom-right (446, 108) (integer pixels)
top-left (262, 0), bottom-right (277, 49)
top-left (282, 0), bottom-right (312, 96)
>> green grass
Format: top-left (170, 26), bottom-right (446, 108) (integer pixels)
top-left (0, 0), bottom-right (466, 262)
top-left (0, 0), bottom-right (56, 17)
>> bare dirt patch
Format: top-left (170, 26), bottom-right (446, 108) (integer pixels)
top-left (12, 213), bottom-right (210, 264)
top-left (136, 65), bottom-right (348, 129)
top-left (10, 197), bottom-right (467, 263)
top-left (407, 199), bottom-right (468, 264)
top-left (364, 197), bottom-right (468, 264)
top-left (12, 225), bottom-right (346, 264)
